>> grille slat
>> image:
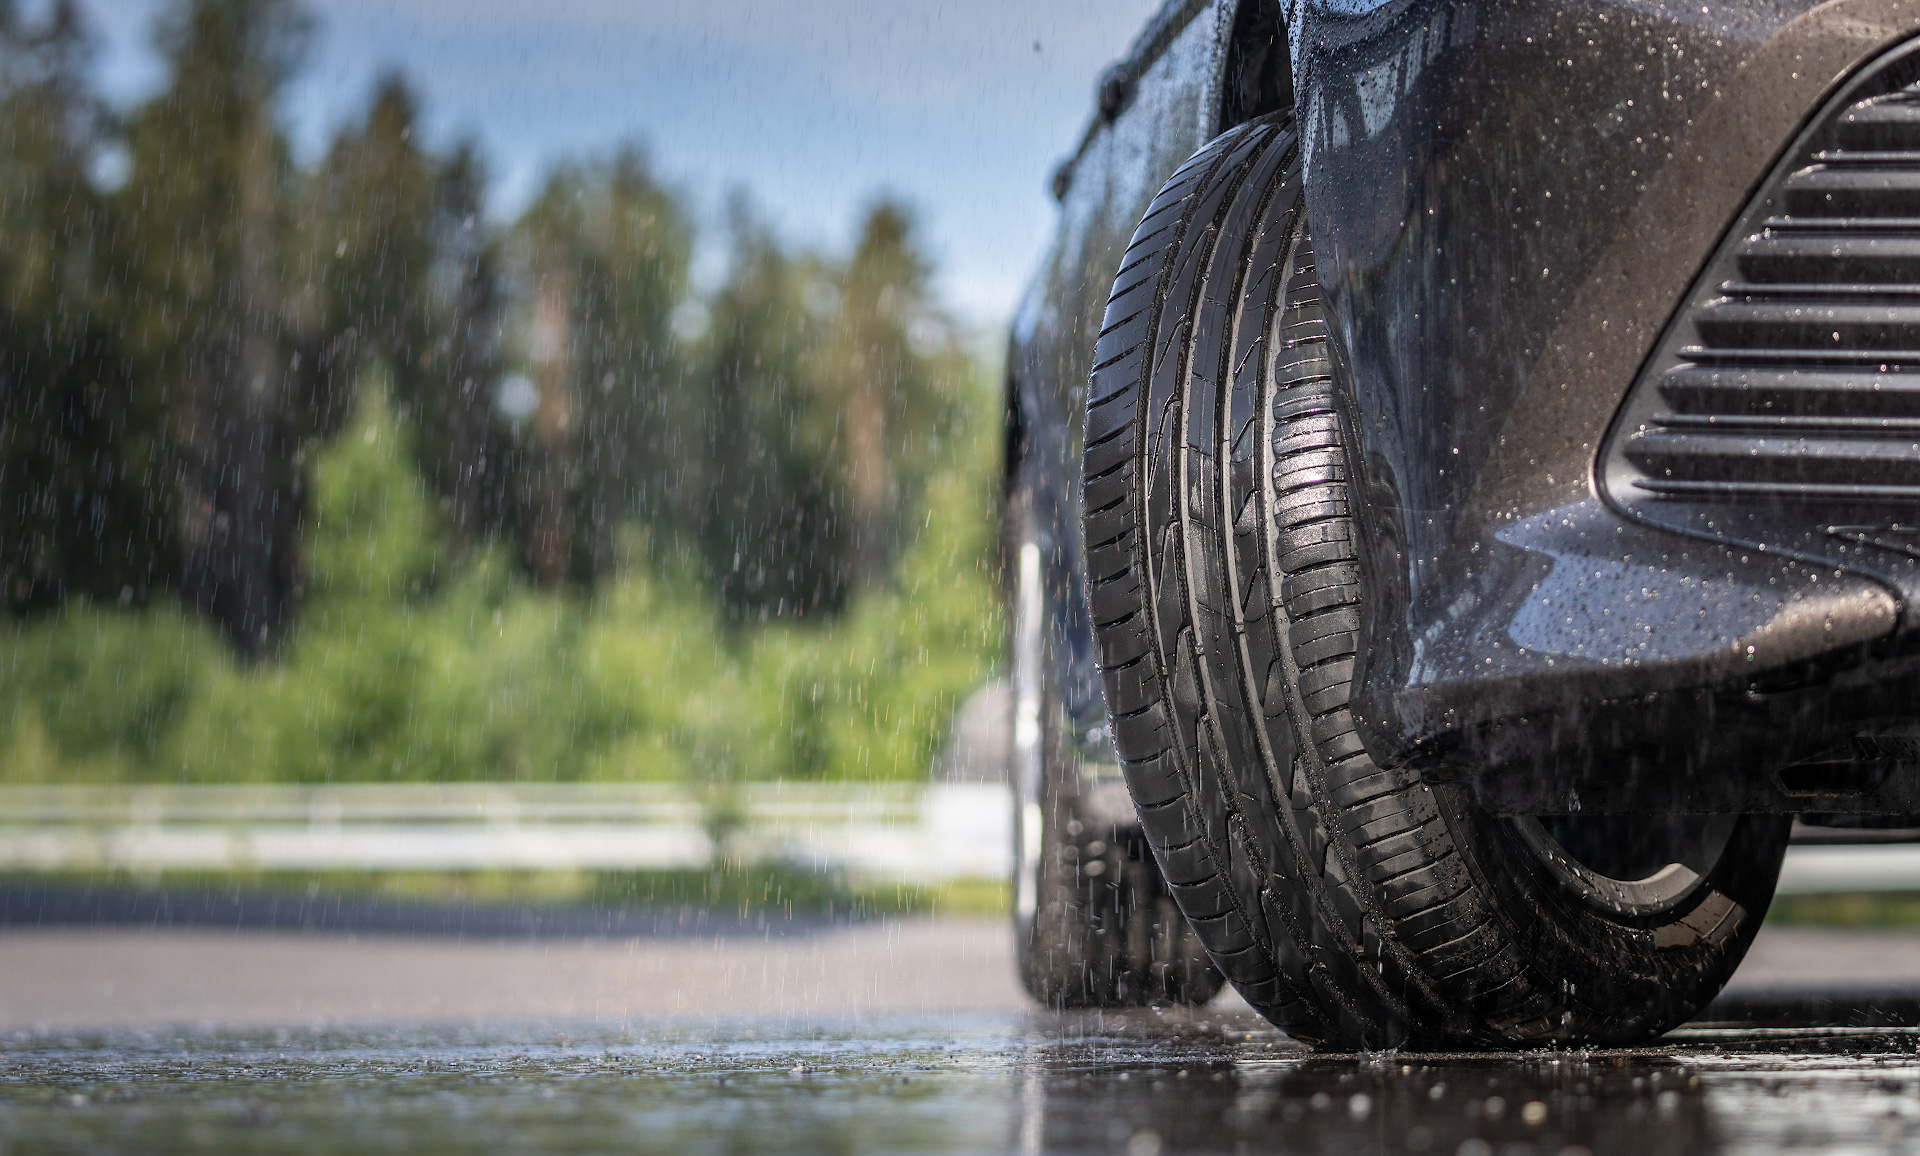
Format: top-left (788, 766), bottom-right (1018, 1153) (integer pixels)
top-left (1810, 150), bottom-right (1920, 166)
top-left (1738, 234), bottom-right (1920, 282)
top-left (1782, 167), bottom-right (1920, 217)
top-left (1627, 432), bottom-right (1920, 485)
top-left (1648, 413), bottom-right (1920, 433)
top-left (1695, 299), bottom-right (1920, 348)
top-left (1723, 284), bottom-right (1920, 298)
top-left (1836, 92), bottom-right (1920, 150)
top-left (1679, 346), bottom-right (1920, 367)
top-left (1658, 366), bottom-right (1920, 416)
top-left (1763, 215), bottom-right (1920, 233)
top-left (1617, 72), bottom-right (1920, 505)
top-left (1630, 479), bottom-right (1920, 501)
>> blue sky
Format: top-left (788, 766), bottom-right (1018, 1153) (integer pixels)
top-left (76, 0), bottom-right (1163, 327)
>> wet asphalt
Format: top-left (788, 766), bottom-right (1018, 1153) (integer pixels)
top-left (3, 919), bottom-right (1920, 1153)
top-left (3, 1011), bottom-right (1920, 1154)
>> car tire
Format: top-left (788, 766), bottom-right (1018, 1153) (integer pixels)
top-left (1081, 111), bottom-right (1792, 1048)
top-left (1008, 476), bottom-right (1223, 1008)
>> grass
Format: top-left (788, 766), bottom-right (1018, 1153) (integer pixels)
top-left (1767, 892), bottom-right (1920, 928)
top-left (3, 865), bottom-right (1011, 921)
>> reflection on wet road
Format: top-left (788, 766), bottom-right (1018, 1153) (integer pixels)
top-left (4, 1011), bottom-right (1919, 1153)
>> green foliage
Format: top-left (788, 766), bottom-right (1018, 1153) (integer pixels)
top-left (0, 0), bottom-right (1003, 793)
top-left (2, 607), bottom-right (218, 776)
top-left (0, 364), bottom-right (1000, 785)
top-left (1767, 893), bottom-right (1920, 928)
top-left (27, 864), bottom-right (1011, 917)
top-left (691, 199), bottom-right (963, 618)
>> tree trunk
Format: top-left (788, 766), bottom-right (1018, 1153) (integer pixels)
top-left (844, 351), bottom-right (889, 589)
top-left (441, 242), bottom-right (502, 545)
top-left (526, 268), bottom-right (571, 587)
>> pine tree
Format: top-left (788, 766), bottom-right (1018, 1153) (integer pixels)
top-left (698, 201), bottom-right (844, 617)
top-left (424, 143), bottom-right (510, 547)
top-left (119, 0), bottom-right (319, 657)
top-left (809, 200), bottom-right (949, 589)
top-left (0, 0), bottom-right (167, 613)
top-left (507, 149), bottom-right (690, 586)
top-left (302, 75), bottom-right (512, 553)
top-left (690, 199), bottom-right (955, 620)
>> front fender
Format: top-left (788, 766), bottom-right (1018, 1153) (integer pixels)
top-left (1292, 0), bottom-right (1920, 769)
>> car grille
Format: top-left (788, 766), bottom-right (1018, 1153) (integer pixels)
top-left (1612, 69), bottom-right (1920, 505)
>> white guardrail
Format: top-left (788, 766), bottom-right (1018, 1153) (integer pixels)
top-left (1775, 844), bottom-right (1920, 895)
top-left (0, 783), bottom-right (1013, 882)
top-left (0, 782), bottom-right (1915, 892)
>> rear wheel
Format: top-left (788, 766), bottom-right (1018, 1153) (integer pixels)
top-left (1081, 112), bottom-right (1791, 1048)
top-left (1008, 475), bottom-right (1221, 1008)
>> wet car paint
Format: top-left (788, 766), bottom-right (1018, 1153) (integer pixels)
top-left (1010, 3), bottom-right (1225, 751)
top-left (1292, 0), bottom-right (1920, 805)
top-left (1017, 0), bottom-right (1920, 814)
top-left (5, 1012), bottom-right (1920, 1153)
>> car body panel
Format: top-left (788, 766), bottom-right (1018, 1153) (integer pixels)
top-left (1293, 0), bottom-right (1920, 800)
top-left (1009, 2), bottom-right (1228, 752)
top-left (1014, 0), bottom-right (1920, 813)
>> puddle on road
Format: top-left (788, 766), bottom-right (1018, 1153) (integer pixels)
top-left (1, 1010), bottom-right (1917, 1154)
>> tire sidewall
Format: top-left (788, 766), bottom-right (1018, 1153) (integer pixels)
top-left (1433, 792), bottom-right (1790, 1042)
top-left (1009, 464), bottom-right (1221, 1007)
top-left (1312, 166), bottom-right (1793, 1048)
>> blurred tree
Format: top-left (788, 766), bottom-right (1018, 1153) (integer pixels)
top-left (694, 198), bottom-right (956, 620)
top-left (300, 73), bottom-right (435, 415)
top-left (0, 0), bottom-right (967, 708)
top-left (302, 76), bottom-right (510, 557)
top-left (507, 149), bottom-right (691, 587)
top-left (809, 200), bottom-right (951, 589)
top-left (424, 143), bottom-right (512, 547)
top-left (0, 1), bottom-right (170, 614)
top-left (698, 201), bottom-right (844, 618)
top-left (0, 14), bottom-right (1002, 790)
top-left (118, 0), bottom-right (345, 658)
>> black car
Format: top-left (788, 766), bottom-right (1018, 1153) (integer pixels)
top-left (1006, 0), bottom-right (1920, 1049)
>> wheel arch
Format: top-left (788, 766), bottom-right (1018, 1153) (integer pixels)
top-left (1217, 0), bottom-right (1296, 133)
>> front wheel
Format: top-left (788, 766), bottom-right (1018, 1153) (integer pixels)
top-left (1081, 112), bottom-right (1790, 1049)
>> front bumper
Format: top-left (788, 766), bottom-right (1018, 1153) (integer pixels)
top-left (1295, 0), bottom-right (1920, 811)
